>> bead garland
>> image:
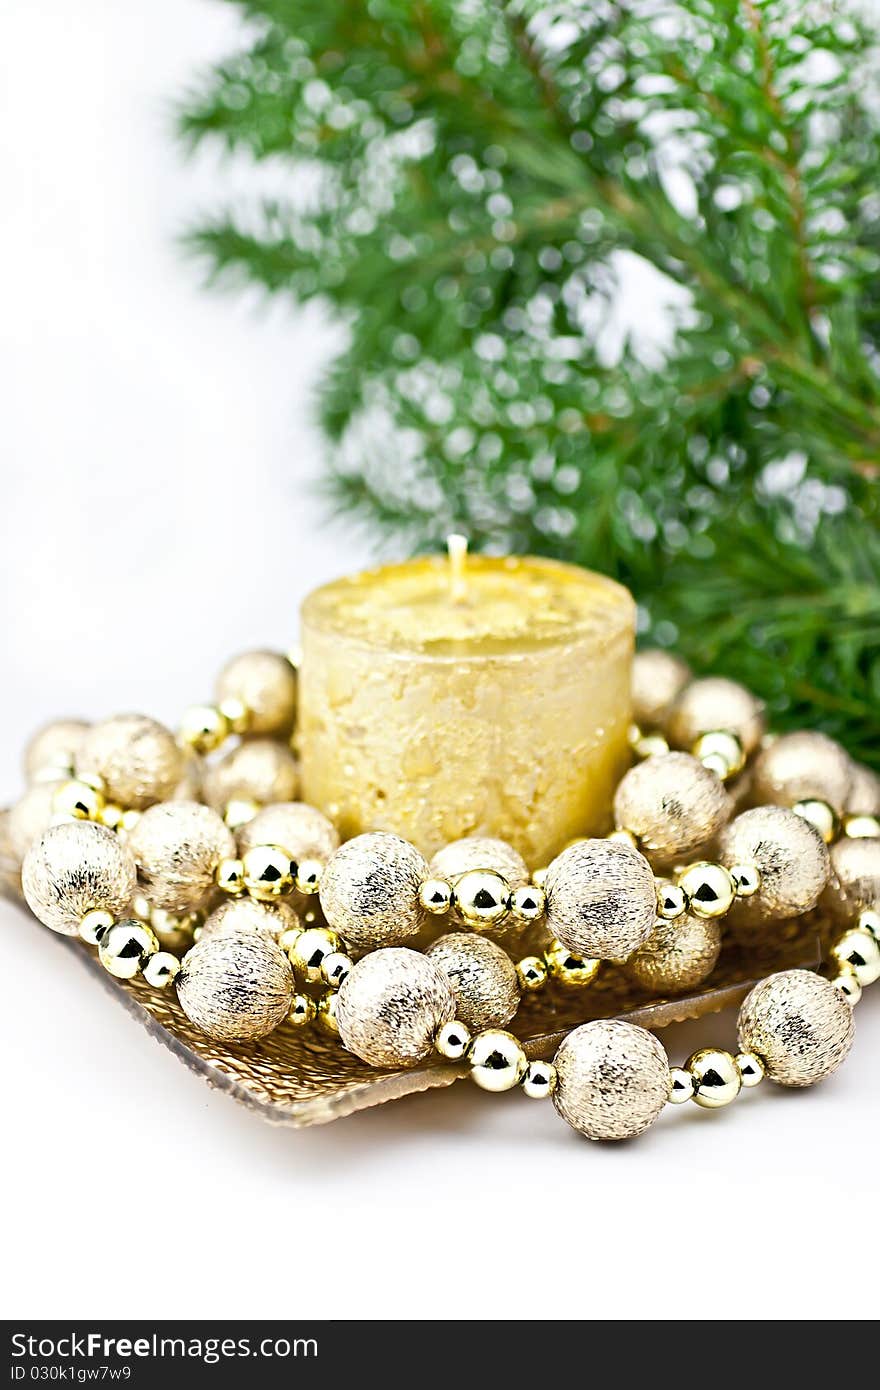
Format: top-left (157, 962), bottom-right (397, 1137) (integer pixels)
top-left (9, 645), bottom-right (880, 1142)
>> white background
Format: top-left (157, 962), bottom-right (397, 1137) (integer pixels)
top-left (2, 2), bottom-right (877, 1322)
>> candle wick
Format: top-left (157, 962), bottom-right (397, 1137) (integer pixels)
top-left (446, 533), bottom-right (468, 603)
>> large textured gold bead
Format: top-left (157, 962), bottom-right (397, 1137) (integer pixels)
top-left (428, 836), bottom-right (529, 890)
top-left (544, 838), bottom-right (656, 960)
top-left (552, 1019), bottom-right (669, 1141)
top-left (6, 781), bottom-right (63, 862)
top-left (201, 738), bottom-right (299, 811)
top-left (236, 801), bottom-right (340, 864)
top-left (613, 752), bottom-right (730, 865)
top-left (737, 969), bottom-right (854, 1087)
top-left (847, 763), bottom-right (880, 817)
top-left (335, 947), bottom-right (455, 1068)
top-left (176, 930), bottom-right (293, 1042)
top-left (718, 806), bottom-right (829, 928)
top-left (215, 650), bottom-right (298, 736)
top-left (199, 896), bottom-right (299, 942)
top-left (666, 677), bottom-right (765, 755)
top-left (750, 731), bottom-right (852, 814)
top-left (822, 837), bottom-right (880, 923)
top-left (320, 832), bottom-right (428, 950)
top-left (427, 932), bottom-right (520, 1030)
top-left (24, 719), bottom-right (89, 782)
top-left (625, 912), bottom-right (721, 994)
top-left (128, 801), bottom-right (235, 912)
top-left (75, 714), bottom-right (183, 809)
top-left (631, 649), bottom-right (691, 730)
top-left (22, 821), bottom-right (137, 936)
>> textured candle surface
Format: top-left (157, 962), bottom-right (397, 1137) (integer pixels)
top-left (299, 555), bottom-right (634, 866)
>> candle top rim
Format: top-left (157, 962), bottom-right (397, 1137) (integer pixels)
top-left (301, 554), bottom-right (634, 657)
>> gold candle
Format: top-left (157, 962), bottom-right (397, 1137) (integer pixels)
top-left (299, 545), bottom-right (635, 866)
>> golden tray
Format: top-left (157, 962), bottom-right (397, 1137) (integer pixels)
top-left (0, 814), bottom-right (819, 1128)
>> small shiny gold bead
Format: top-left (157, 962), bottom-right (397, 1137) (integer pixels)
top-left (321, 951), bottom-right (353, 989)
top-left (419, 877), bottom-right (453, 915)
top-left (132, 893), bottom-right (152, 922)
top-left (531, 866), bottom-right (548, 889)
top-left (516, 955), bottom-right (548, 992)
top-left (178, 704), bottom-right (229, 754)
top-left (668, 1067), bottom-right (696, 1104)
top-left (793, 799), bottom-right (838, 845)
top-left (451, 869), bottom-right (511, 929)
top-left (629, 728), bottom-right (670, 760)
top-left (522, 1059), bottom-right (557, 1100)
top-left (98, 920), bottom-right (160, 979)
top-left (142, 951), bottom-right (181, 989)
top-left (677, 862), bottom-right (735, 919)
top-left (656, 881), bottom-right (688, 920)
top-left (730, 862), bottom-right (761, 897)
top-left (435, 1019), bottom-right (472, 1061)
top-left (844, 813), bottom-right (880, 839)
top-left (607, 827), bottom-right (639, 849)
top-left (468, 1029), bottom-right (528, 1092)
top-left (545, 940), bottom-right (600, 988)
top-left (831, 970), bottom-right (862, 1006)
top-left (53, 779), bottom-right (104, 822)
top-left (294, 858), bottom-right (323, 896)
top-left (78, 909), bottom-right (114, 946)
top-left (277, 925), bottom-right (303, 953)
top-left (288, 993), bottom-right (317, 1027)
top-left (117, 809), bottom-right (141, 838)
top-left (289, 926), bottom-right (341, 984)
top-left (215, 857), bottom-right (245, 895)
top-left (223, 798), bottom-right (261, 831)
top-left (692, 730), bottom-right (745, 780)
top-left (242, 844), bottom-right (294, 901)
top-left (98, 802), bottom-right (125, 832)
top-left (316, 992), bottom-right (340, 1036)
top-left (858, 908), bottom-right (880, 941)
top-left (830, 928), bottom-right (880, 987)
top-left (509, 883), bottom-right (545, 922)
top-left (687, 1048), bottom-right (742, 1108)
top-left (217, 696), bottom-right (249, 735)
top-left (735, 1052), bottom-right (765, 1087)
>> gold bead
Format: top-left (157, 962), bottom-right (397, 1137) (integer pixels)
top-left (215, 857), bottom-right (245, 895)
top-left (294, 858), bottom-right (323, 896)
top-left (847, 763), bottom-right (880, 818)
top-left (238, 802), bottom-right (339, 865)
top-left (522, 1059), bottom-right (557, 1100)
top-left (451, 869), bottom-right (511, 929)
top-left (22, 821), bottom-right (137, 937)
top-left (830, 928), bottom-right (880, 987)
top-left (429, 836), bottom-right (528, 891)
top-left (76, 714), bottom-right (183, 810)
top-left (435, 1020), bottom-right (472, 1061)
top-left (289, 926), bottom-right (341, 984)
top-left (117, 809), bottom-right (141, 838)
top-left (509, 883), bottom-right (545, 922)
top-left (720, 806), bottom-right (830, 929)
top-left (668, 1067), bottom-right (695, 1104)
top-left (223, 798), bottom-right (261, 832)
top-left (831, 970), bottom-right (862, 1006)
top-left (277, 925), bottom-right (303, 953)
top-left (822, 837), bottom-right (880, 923)
top-left (544, 838), bottom-right (657, 960)
top-left (320, 832), bottom-right (428, 951)
top-left (793, 799), bottom-right (838, 845)
top-left (288, 993), bottom-right (316, 1027)
top-left (687, 1048), bottom-right (742, 1108)
top-left (735, 1051), bottom-right (765, 1087)
top-left (128, 801), bottom-right (235, 913)
top-left (553, 1019), bottom-right (669, 1140)
top-left (545, 940), bottom-right (600, 988)
top-left (692, 730), bottom-right (745, 780)
top-left (53, 779), bottom-right (104, 822)
top-left (142, 951), bottom-right (181, 988)
top-left (98, 920), bottom-right (160, 979)
top-left (625, 912), bottom-right (721, 994)
top-left (667, 677), bottom-right (765, 756)
top-left (178, 704), bottom-right (229, 755)
top-left (737, 969), bottom-right (854, 1087)
top-left (607, 827), bottom-right (639, 848)
top-left (98, 802), bottom-right (125, 832)
top-left (321, 951), bottom-right (353, 989)
top-left (844, 813), bottom-right (880, 839)
top-left (531, 866), bottom-right (548, 889)
top-left (468, 1030), bottom-right (528, 1092)
top-left (656, 881), bottom-right (688, 920)
top-left (516, 955), bottom-right (548, 992)
top-left (132, 893), bottom-right (152, 921)
top-left (242, 844), bottom-right (294, 901)
top-left (752, 730), bottom-right (852, 815)
top-left (202, 738), bottom-right (299, 812)
top-left (629, 728), bottom-right (670, 760)
top-left (730, 862), bottom-right (761, 897)
top-left (614, 752), bottom-right (731, 866)
top-left (215, 649), bottom-right (297, 737)
top-left (676, 862), bottom-right (735, 919)
top-left (177, 930), bottom-right (293, 1042)
top-left (24, 719), bottom-right (89, 783)
top-left (631, 649), bottom-right (691, 729)
top-left (419, 877), bottom-right (453, 915)
top-left (217, 696), bottom-right (249, 735)
top-left (317, 992), bottom-right (340, 1036)
top-left (78, 909), bottom-right (114, 946)
top-left (427, 932), bottom-right (521, 1030)
top-left (858, 908), bottom-right (880, 941)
